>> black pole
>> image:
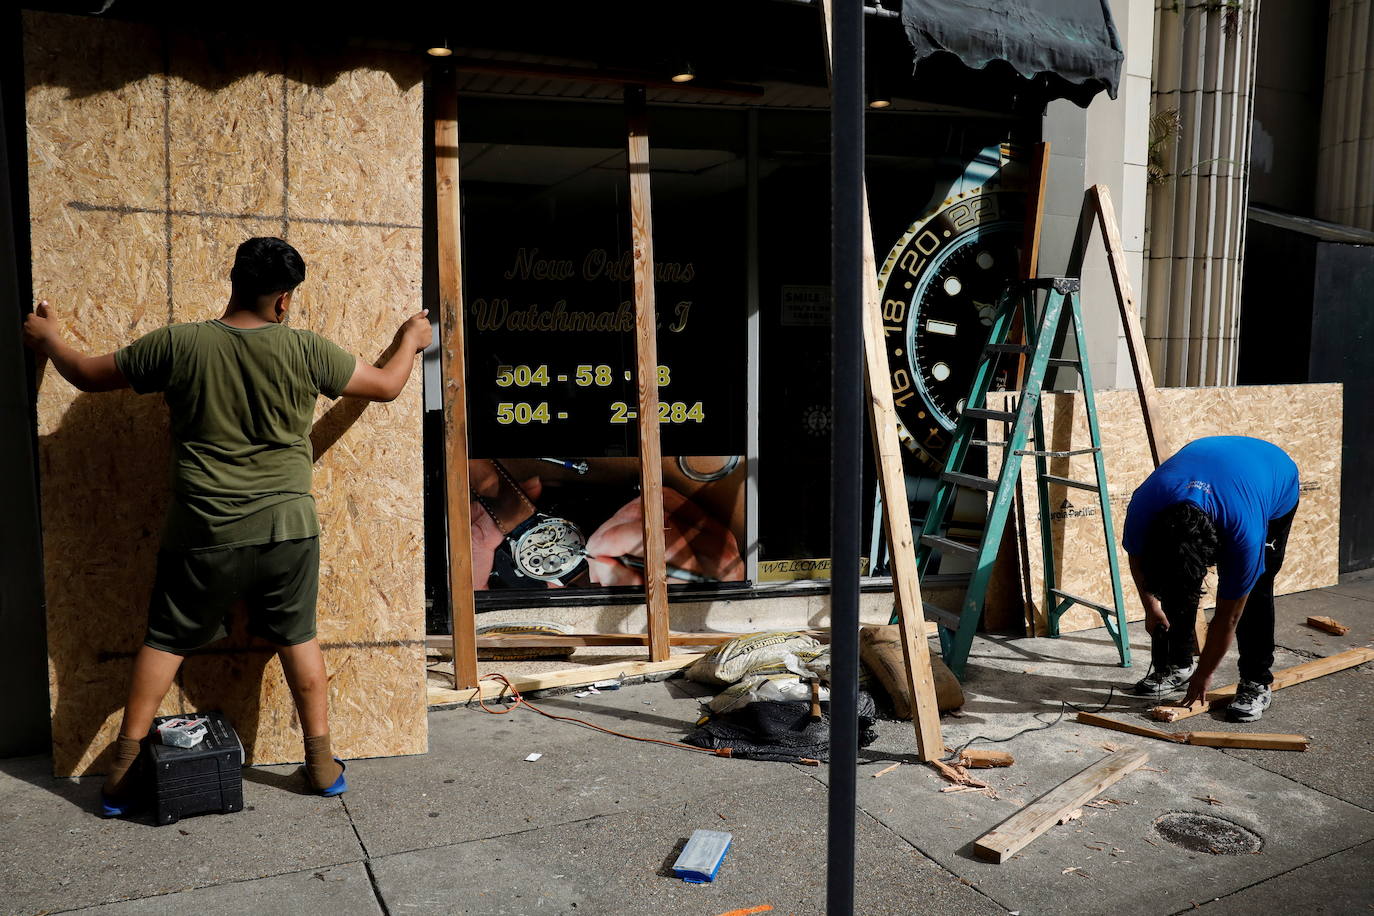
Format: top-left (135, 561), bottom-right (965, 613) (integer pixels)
top-left (827, 1), bottom-right (863, 914)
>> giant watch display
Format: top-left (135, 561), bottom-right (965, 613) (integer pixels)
top-left (875, 187), bottom-right (1025, 471)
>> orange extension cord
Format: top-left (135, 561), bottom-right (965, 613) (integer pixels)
top-left (475, 672), bottom-right (735, 758)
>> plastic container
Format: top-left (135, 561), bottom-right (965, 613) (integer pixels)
top-left (671, 829), bottom-right (733, 883)
top-left (146, 712), bottom-right (244, 826)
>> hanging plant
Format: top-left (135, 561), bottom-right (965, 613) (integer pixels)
top-left (1147, 108), bottom-right (1182, 186)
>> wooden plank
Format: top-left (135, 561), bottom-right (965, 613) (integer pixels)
top-left (435, 70), bottom-right (480, 690)
top-left (1184, 731), bottom-right (1310, 751)
top-left (1019, 143), bottom-right (1051, 280)
top-left (1306, 615), bottom-right (1351, 636)
top-left (973, 748), bottom-right (1150, 863)
top-left (817, 0), bottom-right (943, 764)
top-left (426, 623), bottom-right (936, 653)
top-left (624, 86), bottom-right (672, 664)
top-left (1076, 711), bottom-right (1185, 743)
top-left (1149, 647), bottom-right (1374, 721)
top-left (426, 654), bottom-right (705, 707)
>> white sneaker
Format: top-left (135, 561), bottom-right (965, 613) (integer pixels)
top-left (1227, 680), bottom-right (1273, 722)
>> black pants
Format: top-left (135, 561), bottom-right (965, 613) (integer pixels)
top-left (1151, 503), bottom-right (1297, 686)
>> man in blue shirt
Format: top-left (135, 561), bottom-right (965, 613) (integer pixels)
top-left (1122, 436), bottom-right (1300, 722)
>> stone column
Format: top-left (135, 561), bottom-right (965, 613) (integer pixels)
top-left (1145, 0), bottom-right (1262, 386)
top-left (1316, 0), bottom-right (1374, 230)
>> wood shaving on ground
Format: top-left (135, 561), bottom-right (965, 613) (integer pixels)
top-left (1061, 867), bottom-right (1091, 878)
top-left (872, 762), bottom-right (902, 778)
top-left (929, 759), bottom-right (989, 789)
top-left (1196, 795), bottom-right (1225, 806)
top-left (1085, 797), bottom-right (1136, 809)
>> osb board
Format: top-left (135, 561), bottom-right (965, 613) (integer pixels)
top-left (988, 384), bottom-right (1342, 636)
top-left (26, 11), bottom-right (427, 776)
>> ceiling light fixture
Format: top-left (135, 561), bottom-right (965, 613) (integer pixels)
top-left (427, 39), bottom-right (452, 58)
top-left (671, 59), bottom-right (695, 83)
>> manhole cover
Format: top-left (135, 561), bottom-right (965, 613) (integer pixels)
top-left (1154, 812), bottom-right (1263, 855)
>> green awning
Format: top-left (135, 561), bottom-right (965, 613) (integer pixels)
top-left (901, 0), bottom-right (1123, 108)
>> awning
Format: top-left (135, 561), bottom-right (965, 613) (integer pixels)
top-left (901, 0), bottom-right (1123, 108)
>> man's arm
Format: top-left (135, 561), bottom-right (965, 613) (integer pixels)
top-left (1183, 594), bottom-right (1248, 705)
top-left (340, 309), bottom-right (432, 402)
top-left (22, 301), bottom-right (129, 392)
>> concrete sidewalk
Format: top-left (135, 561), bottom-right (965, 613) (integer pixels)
top-left (3, 571), bottom-right (1373, 915)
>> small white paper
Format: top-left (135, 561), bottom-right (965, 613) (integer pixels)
top-left (573, 690), bottom-right (593, 698)
top-left (524, 753), bottom-right (542, 762)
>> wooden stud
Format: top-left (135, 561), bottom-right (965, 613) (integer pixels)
top-left (435, 69), bottom-right (480, 690)
top-left (1075, 711), bottom-right (1185, 743)
top-left (816, 0), bottom-right (943, 763)
top-left (1183, 731), bottom-right (1310, 751)
top-left (1088, 185), bottom-right (1174, 467)
top-left (426, 653), bottom-right (705, 706)
top-left (973, 748), bottom-right (1149, 863)
top-left (1149, 646), bottom-right (1374, 721)
top-left (624, 86), bottom-right (672, 663)
top-left (1306, 615), bottom-right (1351, 636)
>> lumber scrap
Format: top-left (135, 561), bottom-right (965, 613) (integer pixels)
top-left (1150, 647), bottom-right (1374, 721)
top-left (624, 86), bottom-right (672, 663)
top-left (929, 759), bottom-right (989, 789)
top-left (818, 0), bottom-right (943, 762)
top-left (1076, 711), bottom-right (1185, 743)
top-left (959, 749), bottom-right (1015, 768)
top-left (1183, 732), bottom-right (1310, 751)
top-left (426, 653), bottom-right (705, 707)
top-left (1306, 616), bottom-right (1351, 636)
top-left (973, 748), bottom-right (1149, 863)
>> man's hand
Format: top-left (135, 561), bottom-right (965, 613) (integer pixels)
top-left (22, 299), bottom-right (59, 354)
top-left (1144, 601), bottom-right (1170, 636)
top-left (585, 487), bottom-right (744, 586)
top-left (1182, 669), bottom-right (1213, 707)
top-left (395, 309), bottom-right (432, 354)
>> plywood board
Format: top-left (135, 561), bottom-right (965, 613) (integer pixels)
top-left (26, 11), bottom-right (427, 775)
top-left (989, 384), bottom-right (1341, 635)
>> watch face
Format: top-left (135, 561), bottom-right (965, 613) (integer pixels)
top-left (511, 516), bottom-right (587, 582)
top-left (876, 189), bottom-right (1024, 471)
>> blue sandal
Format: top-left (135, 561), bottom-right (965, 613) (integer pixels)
top-left (318, 758), bottom-right (347, 797)
top-left (99, 791), bottom-right (141, 818)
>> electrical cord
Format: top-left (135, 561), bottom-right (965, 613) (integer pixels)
top-left (941, 685), bottom-right (1122, 764)
top-left (473, 672), bottom-right (734, 759)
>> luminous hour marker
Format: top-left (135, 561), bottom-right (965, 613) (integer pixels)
top-left (932, 362), bottom-right (951, 381)
top-left (927, 319), bottom-right (958, 336)
top-left (976, 251), bottom-right (995, 270)
top-left (943, 276), bottom-right (962, 296)
top-left (956, 398), bottom-right (966, 414)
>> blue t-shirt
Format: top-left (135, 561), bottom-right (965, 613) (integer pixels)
top-left (1122, 437), bottom-right (1299, 600)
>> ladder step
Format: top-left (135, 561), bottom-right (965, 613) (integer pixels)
top-left (1050, 588), bottom-right (1117, 618)
top-left (1013, 446), bottom-right (1101, 458)
top-left (919, 535), bottom-right (979, 557)
top-left (923, 602), bottom-right (961, 629)
top-left (968, 439), bottom-right (1008, 449)
top-left (963, 407), bottom-right (1017, 423)
top-left (1047, 357), bottom-right (1081, 369)
top-left (985, 343), bottom-right (1032, 355)
top-left (940, 471), bottom-right (998, 492)
top-left (1041, 474), bottom-right (1100, 492)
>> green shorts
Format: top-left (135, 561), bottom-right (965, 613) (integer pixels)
top-left (144, 537), bottom-right (320, 653)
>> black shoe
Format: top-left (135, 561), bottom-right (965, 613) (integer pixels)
top-left (1131, 662), bottom-right (1197, 696)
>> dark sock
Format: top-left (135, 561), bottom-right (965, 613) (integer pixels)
top-left (101, 736), bottom-right (143, 798)
top-left (304, 734), bottom-right (343, 790)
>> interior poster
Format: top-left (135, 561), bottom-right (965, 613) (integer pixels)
top-left (462, 207), bottom-right (747, 592)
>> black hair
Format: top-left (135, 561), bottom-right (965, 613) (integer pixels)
top-left (1141, 501), bottom-right (1218, 603)
top-left (229, 237), bottom-right (306, 299)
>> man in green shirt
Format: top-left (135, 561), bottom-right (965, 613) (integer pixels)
top-left (23, 237), bottom-right (432, 816)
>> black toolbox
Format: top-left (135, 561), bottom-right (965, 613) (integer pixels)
top-left (146, 712), bottom-right (244, 826)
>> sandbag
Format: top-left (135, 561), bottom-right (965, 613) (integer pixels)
top-left (859, 624), bottom-right (964, 715)
top-left (687, 631), bottom-right (822, 686)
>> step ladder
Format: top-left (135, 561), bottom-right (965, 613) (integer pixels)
top-left (909, 277), bottom-right (1132, 679)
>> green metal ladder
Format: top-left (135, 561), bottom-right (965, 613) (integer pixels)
top-left (909, 277), bottom-right (1132, 679)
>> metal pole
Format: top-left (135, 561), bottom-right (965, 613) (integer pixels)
top-left (828, 0), bottom-right (862, 913)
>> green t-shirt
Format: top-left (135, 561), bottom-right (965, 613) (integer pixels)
top-left (115, 320), bottom-right (357, 552)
